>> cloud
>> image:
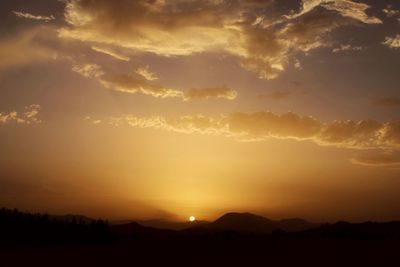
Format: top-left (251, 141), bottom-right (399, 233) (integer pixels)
top-left (184, 87), bottom-right (237, 101)
top-left (101, 74), bottom-right (238, 100)
top-left (383, 34), bottom-right (400, 49)
top-left (286, 0), bottom-right (382, 24)
top-left (91, 46), bottom-right (130, 61)
top-left (72, 63), bottom-right (104, 78)
top-left (73, 63), bottom-right (237, 101)
top-left (332, 44), bottom-right (363, 53)
top-left (0, 105), bottom-right (42, 125)
top-left (58, 0), bottom-right (381, 80)
top-left (13, 11), bottom-right (55, 22)
top-left (0, 27), bottom-right (57, 69)
top-left (372, 97), bottom-right (400, 108)
top-left (135, 66), bottom-right (158, 81)
top-left (351, 154), bottom-right (400, 167)
top-left (382, 5), bottom-right (400, 18)
top-left (99, 111), bottom-right (400, 151)
top-left (257, 89), bottom-right (308, 100)
top-left (101, 74), bottom-right (184, 98)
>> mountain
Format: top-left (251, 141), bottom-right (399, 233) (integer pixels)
top-left (2, 208), bottom-right (400, 266)
top-left (205, 212), bottom-right (318, 233)
top-left (122, 212), bottom-right (318, 233)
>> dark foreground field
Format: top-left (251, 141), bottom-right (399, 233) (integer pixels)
top-left (1, 208), bottom-right (399, 266)
top-left (2, 237), bottom-right (400, 266)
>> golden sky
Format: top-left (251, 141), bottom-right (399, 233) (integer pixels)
top-left (0, 0), bottom-right (400, 222)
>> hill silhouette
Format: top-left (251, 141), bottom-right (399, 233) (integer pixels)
top-left (206, 212), bottom-right (318, 233)
top-left (2, 207), bottom-right (400, 266)
top-left (130, 212), bottom-right (318, 233)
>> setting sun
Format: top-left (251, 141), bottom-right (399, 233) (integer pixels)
top-left (189, 216), bottom-right (196, 222)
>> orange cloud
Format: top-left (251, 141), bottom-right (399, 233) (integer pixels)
top-left (351, 153), bottom-right (400, 167)
top-left (72, 63), bottom-right (237, 101)
top-left (184, 87), bottom-right (237, 101)
top-left (135, 66), bottom-right (158, 81)
top-left (91, 46), bottom-right (130, 61)
top-left (383, 35), bottom-right (400, 49)
top-left (13, 11), bottom-right (55, 22)
top-left (97, 111), bottom-right (400, 151)
top-left (286, 0), bottom-right (382, 24)
top-left (0, 105), bottom-right (42, 125)
top-left (59, 0), bottom-right (381, 80)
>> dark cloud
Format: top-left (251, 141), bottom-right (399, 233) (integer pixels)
top-left (59, 0), bottom-right (382, 79)
top-left (351, 153), bottom-right (400, 166)
top-left (72, 63), bottom-right (237, 100)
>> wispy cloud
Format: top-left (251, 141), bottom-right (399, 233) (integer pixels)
top-left (351, 153), bottom-right (400, 167)
top-left (72, 63), bottom-right (237, 101)
top-left (13, 11), bottom-right (55, 22)
top-left (332, 44), bottom-right (363, 53)
top-left (0, 105), bottom-right (42, 125)
top-left (184, 87), bottom-right (237, 101)
top-left (72, 63), bottom-right (104, 78)
top-left (382, 5), bottom-right (400, 18)
top-left (135, 66), bottom-right (158, 81)
top-left (285, 0), bottom-right (382, 24)
top-left (383, 34), bottom-right (400, 49)
top-left (94, 111), bottom-right (400, 151)
top-left (91, 46), bottom-right (130, 61)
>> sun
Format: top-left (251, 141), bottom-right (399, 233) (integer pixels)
top-left (189, 216), bottom-right (196, 222)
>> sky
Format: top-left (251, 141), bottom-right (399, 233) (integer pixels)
top-left (0, 0), bottom-right (400, 222)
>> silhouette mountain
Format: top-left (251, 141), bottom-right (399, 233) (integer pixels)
top-left (2, 207), bottom-right (400, 266)
top-left (204, 212), bottom-right (318, 233)
top-left (125, 212), bottom-right (317, 233)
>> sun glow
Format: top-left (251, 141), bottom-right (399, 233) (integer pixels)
top-left (189, 216), bottom-right (196, 222)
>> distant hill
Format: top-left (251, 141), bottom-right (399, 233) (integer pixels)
top-left (118, 212), bottom-right (317, 233)
top-left (2, 207), bottom-right (400, 266)
top-left (3, 207), bottom-right (400, 241)
top-left (204, 212), bottom-right (319, 233)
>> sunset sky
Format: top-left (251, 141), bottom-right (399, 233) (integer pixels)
top-left (1, 0), bottom-right (400, 222)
